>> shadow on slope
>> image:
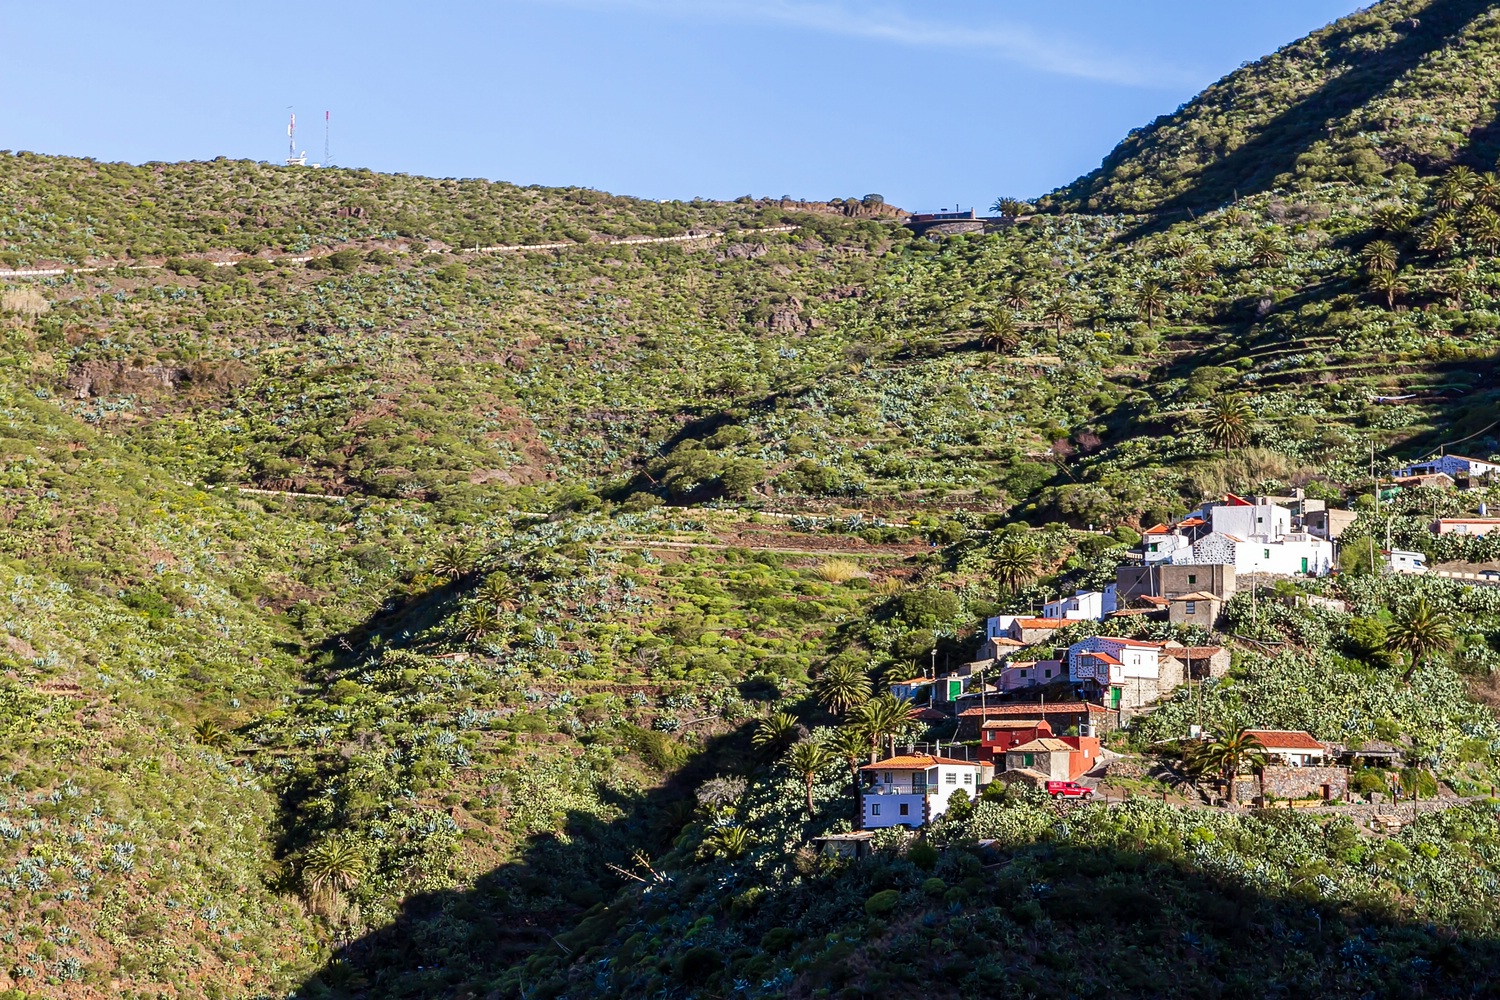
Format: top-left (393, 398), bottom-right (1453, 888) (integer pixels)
top-left (288, 784), bottom-right (1500, 999)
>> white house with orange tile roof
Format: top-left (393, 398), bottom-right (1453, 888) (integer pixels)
top-left (860, 754), bottom-right (982, 828)
top-left (1242, 729), bottom-right (1326, 766)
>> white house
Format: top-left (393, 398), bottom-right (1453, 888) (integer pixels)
top-left (1387, 549), bottom-right (1428, 574)
top-left (1173, 529), bottom-right (1335, 577)
top-left (1140, 525), bottom-right (1191, 565)
top-left (1433, 519), bottom-right (1500, 538)
top-left (1243, 730), bottom-right (1326, 767)
top-left (1202, 496), bottom-right (1293, 542)
top-left (1066, 635), bottom-right (1169, 715)
top-left (860, 755), bottom-right (982, 828)
top-left (1393, 454), bottom-right (1500, 481)
top-left (1042, 586), bottom-right (1119, 622)
top-left (1140, 495), bottom-right (1335, 578)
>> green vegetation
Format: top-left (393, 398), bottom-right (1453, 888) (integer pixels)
top-left (6, 0), bottom-right (1500, 995)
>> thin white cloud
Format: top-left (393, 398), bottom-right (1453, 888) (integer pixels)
top-left (518, 0), bottom-right (1190, 88)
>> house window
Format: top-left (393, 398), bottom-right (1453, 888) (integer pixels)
top-left (945, 772), bottom-right (957, 785)
top-left (899, 803), bottom-right (909, 816)
top-left (1044, 668), bottom-right (1052, 678)
top-left (1185, 602), bottom-right (1197, 615)
top-left (1187, 574), bottom-right (1197, 585)
top-left (883, 772), bottom-right (892, 783)
top-left (1264, 549), bottom-right (1271, 559)
top-left (871, 803), bottom-right (880, 816)
top-left (1023, 753), bottom-right (1034, 767)
top-left (963, 773), bottom-right (973, 785)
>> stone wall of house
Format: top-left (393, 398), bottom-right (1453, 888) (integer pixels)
top-left (1169, 600), bottom-right (1221, 628)
top-left (1234, 766), bottom-right (1348, 804)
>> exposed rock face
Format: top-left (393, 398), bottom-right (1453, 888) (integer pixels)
top-left (717, 243), bottom-right (770, 261)
top-left (65, 359), bottom-right (254, 399)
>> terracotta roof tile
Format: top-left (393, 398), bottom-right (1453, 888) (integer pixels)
top-left (860, 754), bottom-right (978, 771)
top-left (1008, 738), bottom-right (1075, 753)
top-left (1243, 729), bottom-right (1325, 751)
top-left (959, 702), bottom-right (1104, 717)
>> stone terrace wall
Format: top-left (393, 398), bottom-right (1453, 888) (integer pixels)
top-left (1235, 766), bottom-right (1348, 804)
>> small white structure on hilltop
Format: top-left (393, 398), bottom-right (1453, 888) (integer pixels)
top-left (860, 754), bottom-right (982, 829)
top-left (1042, 586), bottom-right (1118, 622)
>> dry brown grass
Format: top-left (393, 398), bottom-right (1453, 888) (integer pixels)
top-left (812, 558), bottom-right (868, 583)
top-left (1468, 673), bottom-right (1500, 715)
top-left (2, 286), bottom-right (49, 324)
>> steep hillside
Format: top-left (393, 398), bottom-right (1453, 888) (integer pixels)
top-left (1048, 0), bottom-right (1500, 213)
top-left (10, 2), bottom-right (1500, 993)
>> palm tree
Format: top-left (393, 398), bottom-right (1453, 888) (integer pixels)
top-left (752, 711), bottom-right (803, 751)
top-left (1043, 297), bottom-right (1074, 337)
top-left (853, 695), bottom-right (920, 761)
top-left (701, 825), bottom-right (754, 861)
top-left (1160, 234), bottom-right (1200, 259)
top-left (1179, 253), bottom-right (1216, 295)
top-left (979, 312), bottom-right (1020, 354)
top-left (462, 603), bottom-right (499, 642)
top-left (992, 536), bottom-right (1042, 593)
top-left (989, 197), bottom-right (1031, 219)
top-left (1388, 596), bottom-right (1457, 684)
top-left (1199, 731), bottom-right (1269, 805)
top-left (193, 719), bottom-right (231, 750)
top-left (1467, 205), bottom-right (1500, 255)
top-left (1434, 170), bottom-right (1474, 211)
top-left (1249, 231), bottom-right (1288, 268)
top-left (816, 660), bottom-right (872, 715)
top-left (1373, 203), bottom-right (1415, 236)
top-left (1202, 395), bottom-right (1254, 456)
top-left (302, 839), bottom-right (367, 913)
top-left (785, 740), bottom-right (834, 815)
top-left (1136, 280), bottom-right (1167, 328)
top-left (1360, 239), bottom-right (1399, 274)
top-left (1369, 269), bottom-right (1409, 310)
top-left (1473, 171), bottom-right (1500, 208)
top-left (999, 280), bottom-right (1032, 312)
top-left (478, 572), bottom-right (519, 611)
top-left (826, 725), bottom-right (871, 812)
top-left (432, 542), bottom-right (474, 582)
top-left (1443, 267), bottom-right (1477, 311)
top-left (1420, 214), bottom-right (1461, 257)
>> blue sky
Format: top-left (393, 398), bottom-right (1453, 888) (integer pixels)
top-left (2, 1), bottom-right (1361, 210)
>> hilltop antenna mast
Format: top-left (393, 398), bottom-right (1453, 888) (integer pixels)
top-left (324, 111), bottom-right (332, 167)
top-left (285, 108), bottom-right (307, 167)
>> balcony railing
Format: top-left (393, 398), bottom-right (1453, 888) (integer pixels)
top-left (863, 784), bottom-right (937, 796)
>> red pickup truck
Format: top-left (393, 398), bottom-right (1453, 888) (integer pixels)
top-left (1046, 781), bottom-right (1096, 800)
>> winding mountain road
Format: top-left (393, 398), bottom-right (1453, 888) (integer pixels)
top-left (0, 226), bottom-right (799, 280)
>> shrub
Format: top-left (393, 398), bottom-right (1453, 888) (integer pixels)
top-left (675, 947), bottom-right (724, 986)
top-left (907, 838), bottom-right (939, 871)
top-left (864, 889), bottom-right (901, 916)
top-left (813, 559), bottom-right (866, 583)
